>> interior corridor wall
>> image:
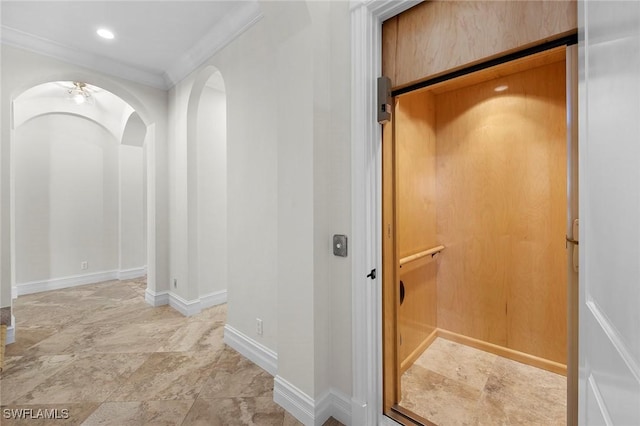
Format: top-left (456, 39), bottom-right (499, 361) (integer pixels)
top-left (1, 45), bottom-right (169, 313)
top-left (119, 144), bottom-right (146, 272)
top-left (174, 0), bottom-right (353, 403)
top-left (197, 86), bottom-right (227, 297)
top-left (14, 114), bottom-right (120, 284)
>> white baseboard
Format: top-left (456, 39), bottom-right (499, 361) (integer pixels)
top-left (201, 289), bottom-right (227, 309)
top-left (168, 292), bottom-right (202, 317)
top-left (117, 266), bottom-right (147, 280)
top-left (145, 288), bottom-right (169, 307)
top-left (322, 389), bottom-right (352, 426)
top-left (16, 267), bottom-right (149, 296)
top-left (145, 288), bottom-right (227, 317)
top-left (274, 376), bottom-right (315, 426)
top-left (274, 379), bottom-right (353, 426)
top-left (5, 315), bottom-right (16, 345)
top-left (16, 270), bottom-right (120, 296)
top-left (223, 324), bottom-right (277, 376)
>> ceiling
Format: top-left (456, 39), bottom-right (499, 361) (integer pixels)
top-left (1, 1), bottom-right (262, 89)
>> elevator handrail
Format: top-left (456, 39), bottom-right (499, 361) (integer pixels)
top-left (399, 245), bottom-right (444, 267)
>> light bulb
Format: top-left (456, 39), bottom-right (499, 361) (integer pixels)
top-left (73, 93), bottom-right (86, 104)
top-left (97, 28), bottom-right (115, 40)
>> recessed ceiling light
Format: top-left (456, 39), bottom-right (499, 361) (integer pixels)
top-left (494, 85), bottom-right (508, 92)
top-left (97, 28), bottom-right (115, 40)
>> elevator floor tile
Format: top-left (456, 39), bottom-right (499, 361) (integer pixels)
top-left (400, 338), bottom-right (566, 425)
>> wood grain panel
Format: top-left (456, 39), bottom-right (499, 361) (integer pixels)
top-left (437, 329), bottom-right (566, 375)
top-left (435, 60), bottom-right (567, 364)
top-left (428, 47), bottom-right (566, 95)
top-left (382, 16), bottom-right (398, 85)
top-left (396, 90), bottom-right (437, 259)
top-left (394, 89), bottom-right (439, 373)
top-left (398, 260), bottom-right (438, 369)
top-left (382, 0), bottom-right (576, 89)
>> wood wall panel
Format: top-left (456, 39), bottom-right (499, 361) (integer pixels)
top-left (382, 0), bottom-right (576, 89)
top-left (395, 89), bottom-right (438, 368)
top-left (382, 16), bottom-right (398, 87)
top-left (398, 260), bottom-right (438, 370)
top-left (435, 60), bottom-right (567, 364)
top-left (396, 90), bottom-right (438, 259)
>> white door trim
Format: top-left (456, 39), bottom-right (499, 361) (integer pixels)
top-left (350, 1), bottom-right (420, 425)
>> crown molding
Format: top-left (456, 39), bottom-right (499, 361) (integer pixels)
top-left (1, 26), bottom-right (167, 89)
top-left (0, 1), bottom-right (263, 90)
top-left (163, 1), bottom-right (263, 87)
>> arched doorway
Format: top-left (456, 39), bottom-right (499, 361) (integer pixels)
top-left (10, 80), bottom-right (151, 298)
top-left (186, 66), bottom-right (228, 307)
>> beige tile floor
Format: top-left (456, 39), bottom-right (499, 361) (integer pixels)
top-left (1, 278), bottom-right (343, 426)
top-left (400, 337), bottom-right (567, 425)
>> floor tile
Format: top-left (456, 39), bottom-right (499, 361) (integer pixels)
top-left (401, 364), bottom-right (482, 425)
top-left (181, 397), bottom-right (286, 426)
top-left (399, 337), bottom-right (567, 425)
top-left (1, 355), bottom-right (77, 405)
top-left (199, 348), bottom-right (273, 399)
top-left (475, 357), bottom-right (566, 426)
top-left (0, 403), bottom-right (100, 426)
top-left (2, 280), bottom-right (344, 426)
top-left (4, 326), bottom-right (60, 357)
top-left (158, 321), bottom-right (225, 353)
top-left (412, 338), bottom-right (497, 391)
top-left (107, 351), bottom-right (219, 402)
top-left (80, 400), bottom-right (194, 425)
top-left (13, 353), bottom-right (149, 404)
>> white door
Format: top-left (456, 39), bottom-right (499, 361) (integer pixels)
top-left (579, 1), bottom-right (640, 425)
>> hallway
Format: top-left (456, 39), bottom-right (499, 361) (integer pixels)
top-left (1, 279), bottom-right (340, 425)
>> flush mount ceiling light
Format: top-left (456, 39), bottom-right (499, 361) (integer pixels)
top-left (96, 28), bottom-right (115, 40)
top-left (494, 85), bottom-right (509, 92)
top-left (67, 82), bottom-right (93, 105)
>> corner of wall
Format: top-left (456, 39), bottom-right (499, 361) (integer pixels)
top-left (145, 288), bottom-right (169, 307)
top-left (274, 376), bottom-right (315, 425)
top-left (117, 266), bottom-right (147, 280)
top-left (6, 315), bottom-right (16, 345)
top-left (273, 377), bottom-right (353, 426)
top-left (144, 288), bottom-right (227, 316)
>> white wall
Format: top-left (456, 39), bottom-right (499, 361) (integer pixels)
top-left (13, 113), bottom-right (146, 287)
top-left (167, 80), bottom-right (192, 300)
top-left (2, 2), bottom-right (353, 418)
top-left (185, 0), bottom-right (353, 404)
top-left (310, 0), bottom-right (353, 399)
top-left (163, 1), bottom-right (352, 406)
top-left (14, 114), bottom-right (119, 283)
top-left (1, 45), bottom-right (169, 312)
top-left (119, 144), bottom-right (145, 272)
top-left (197, 85), bottom-right (227, 298)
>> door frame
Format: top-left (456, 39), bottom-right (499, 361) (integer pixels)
top-left (351, 1), bottom-right (579, 424)
top-left (350, 1), bottom-right (420, 425)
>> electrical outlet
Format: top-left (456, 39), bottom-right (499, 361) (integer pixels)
top-left (256, 318), bottom-right (263, 336)
top-left (80, 261), bottom-right (88, 270)
top-left (173, 278), bottom-right (178, 288)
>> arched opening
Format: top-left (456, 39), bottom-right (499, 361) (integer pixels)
top-left (10, 81), bottom-right (149, 299)
top-left (186, 66), bottom-right (228, 306)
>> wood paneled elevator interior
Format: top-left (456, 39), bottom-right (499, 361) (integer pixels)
top-left (380, 2), bottom-right (578, 424)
